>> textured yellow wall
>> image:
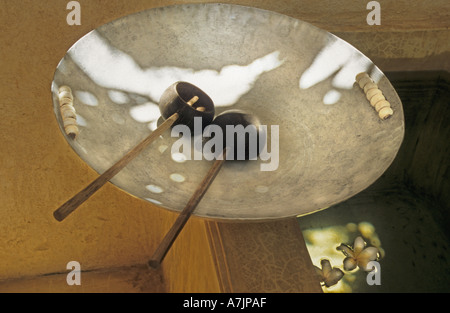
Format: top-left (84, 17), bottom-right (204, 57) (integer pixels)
top-left (0, 0), bottom-right (222, 291)
top-left (0, 0), bottom-right (448, 292)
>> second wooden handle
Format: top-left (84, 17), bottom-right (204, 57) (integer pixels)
top-left (148, 150), bottom-right (227, 268)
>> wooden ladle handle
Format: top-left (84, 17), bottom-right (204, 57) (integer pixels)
top-left (148, 150), bottom-right (227, 268)
top-left (53, 113), bottom-right (179, 222)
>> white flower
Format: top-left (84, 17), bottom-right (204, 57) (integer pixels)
top-left (337, 236), bottom-right (380, 271)
top-left (314, 259), bottom-right (344, 287)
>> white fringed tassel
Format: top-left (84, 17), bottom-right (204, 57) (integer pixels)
top-left (356, 73), bottom-right (393, 120)
top-left (58, 86), bottom-right (79, 139)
